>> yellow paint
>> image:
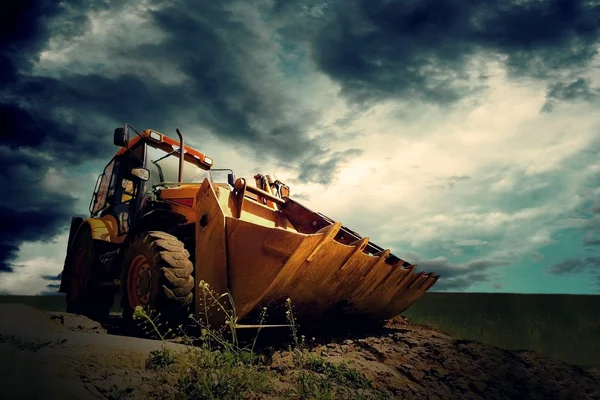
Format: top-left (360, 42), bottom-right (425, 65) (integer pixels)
top-left (121, 179), bottom-right (134, 203)
top-left (158, 185), bottom-right (201, 223)
top-left (85, 215), bottom-right (125, 244)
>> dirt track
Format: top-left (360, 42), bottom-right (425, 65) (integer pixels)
top-left (1, 304), bottom-right (599, 399)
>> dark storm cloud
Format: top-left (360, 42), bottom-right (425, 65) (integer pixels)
top-left (0, 1), bottom-right (117, 270)
top-left (0, 1), bottom-right (166, 271)
top-left (575, 183), bottom-right (600, 247)
top-left (547, 78), bottom-right (600, 103)
top-left (41, 273), bottom-right (62, 295)
top-left (0, 147), bottom-right (80, 271)
top-left (42, 273), bottom-right (62, 281)
top-left (0, 92), bottom-right (109, 161)
top-left (406, 255), bottom-right (509, 291)
top-left (0, 0), bottom-right (360, 270)
top-left (0, 0), bottom-right (60, 85)
top-left (291, 193), bottom-right (311, 201)
top-left (309, 0), bottom-right (600, 106)
top-left (548, 257), bottom-right (600, 291)
top-left (432, 272), bottom-right (491, 291)
top-left (0, 72), bottom-right (187, 268)
top-left (0, 0), bottom-right (110, 85)
top-left (548, 257), bottom-right (600, 275)
top-left (582, 214), bottom-right (600, 246)
top-left (584, 236), bottom-right (600, 246)
top-left (541, 78), bottom-right (600, 112)
top-left (295, 148), bottom-right (363, 184)
top-left (133, 1), bottom-right (363, 172)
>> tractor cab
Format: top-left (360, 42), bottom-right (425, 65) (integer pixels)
top-left (88, 124), bottom-right (235, 235)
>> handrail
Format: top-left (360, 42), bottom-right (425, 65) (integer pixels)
top-left (234, 178), bottom-right (285, 205)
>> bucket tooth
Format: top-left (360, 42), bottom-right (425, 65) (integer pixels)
top-left (399, 273), bottom-right (440, 312)
top-left (396, 272), bottom-right (437, 311)
top-left (381, 264), bottom-right (417, 299)
top-left (353, 263), bottom-right (416, 314)
top-left (307, 222), bottom-right (342, 262)
top-left (351, 249), bottom-right (392, 302)
top-left (362, 249), bottom-right (390, 277)
top-left (306, 237), bottom-right (371, 298)
top-left (340, 238), bottom-right (370, 270)
top-left (377, 271), bottom-right (434, 319)
top-left (332, 248), bottom-right (395, 312)
top-left (314, 241), bottom-right (378, 308)
top-left (369, 267), bottom-right (421, 316)
top-left (255, 221), bottom-right (357, 313)
top-left (385, 261), bottom-right (413, 286)
top-left (424, 274), bottom-right (440, 291)
top-left (356, 262), bottom-right (415, 312)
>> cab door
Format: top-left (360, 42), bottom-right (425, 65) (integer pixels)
top-left (100, 143), bottom-right (146, 238)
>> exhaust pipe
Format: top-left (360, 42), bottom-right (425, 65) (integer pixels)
top-left (176, 128), bottom-right (184, 183)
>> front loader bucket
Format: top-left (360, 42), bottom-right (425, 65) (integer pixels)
top-left (193, 178), bottom-right (438, 327)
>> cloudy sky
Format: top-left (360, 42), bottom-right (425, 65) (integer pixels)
top-left (2, 0), bottom-right (600, 296)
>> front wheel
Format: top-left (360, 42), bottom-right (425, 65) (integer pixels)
top-left (120, 231), bottom-right (195, 336)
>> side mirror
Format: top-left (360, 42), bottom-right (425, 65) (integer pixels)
top-left (227, 173), bottom-right (235, 187)
top-left (114, 124), bottom-right (130, 147)
top-left (130, 167), bottom-right (150, 181)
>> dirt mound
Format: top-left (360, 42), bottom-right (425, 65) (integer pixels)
top-left (1, 306), bottom-right (599, 399)
top-left (266, 318), bottom-right (600, 399)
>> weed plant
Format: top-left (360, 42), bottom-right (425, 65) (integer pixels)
top-left (134, 280), bottom-right (388, 399)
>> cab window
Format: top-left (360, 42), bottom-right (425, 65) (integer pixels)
top-left (90, 158), bottom-right (116, 216)
top-left (146, 144), bottom-right (210, 185)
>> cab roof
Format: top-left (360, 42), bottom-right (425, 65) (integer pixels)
top-left (116, 129), bottom-right (214, 168)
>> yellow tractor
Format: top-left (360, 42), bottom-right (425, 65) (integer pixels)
top-left (59, 124), bottom-right (438, 330)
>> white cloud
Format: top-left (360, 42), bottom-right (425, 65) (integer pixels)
top-left (34, 1), bottom-right (185, 84)
top-left (456, 239), bottom-right (488, 247)
top-left (490, 176), bottom-right (516, 192)
top-left (0, 233), bottom-right (69, 295)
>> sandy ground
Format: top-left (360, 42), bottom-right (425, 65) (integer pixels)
top-left (0, 304), bottom-right (178, 399)
top-left (1, 304), bottom-right (599, 399)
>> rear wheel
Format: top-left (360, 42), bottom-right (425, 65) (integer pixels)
top-left (120, 231), bottom-right (195, 336)
top-left (65, 226), bottom-right (114, 322)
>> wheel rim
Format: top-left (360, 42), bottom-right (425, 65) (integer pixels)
top-left (70, 246), bottom-right (87, 301)
top-left (127, 254), bottom-right (153, 309)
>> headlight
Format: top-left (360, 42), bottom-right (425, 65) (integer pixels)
top-left (149, 131), bottom-right (162, 141)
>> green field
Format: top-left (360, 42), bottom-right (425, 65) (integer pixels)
top-left (402, 292), bottom-right (600, 368)
top-left (2, 292), bottom-right (599, 367)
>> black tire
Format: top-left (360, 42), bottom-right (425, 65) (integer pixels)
top-left (65, 226), bottom-right (114, 322)
top-left (120, 231), bottom-right (194, 336)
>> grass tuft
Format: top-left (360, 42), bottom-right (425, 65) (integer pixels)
top-left (135, 281), bottom-right (388, 399)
